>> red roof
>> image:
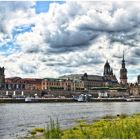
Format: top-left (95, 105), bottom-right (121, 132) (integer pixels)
top-left (5, 77), bottom-right (42, 84)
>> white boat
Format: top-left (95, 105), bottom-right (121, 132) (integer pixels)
top-left (77, 94), bottom-right (85, 102)
top-left (73, 94), bottom-right (92, 102)
top-left (125, 98), bottom-right (133, 102)
top-left (25, 97), bottom-right (32, 103)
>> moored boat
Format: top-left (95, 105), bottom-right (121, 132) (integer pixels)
top-left (125, 98), bottom-right (134, 102)
top-left (25, 97), bottom-right (32, 103)
top-left (73, 94), bottom-right (92, 102)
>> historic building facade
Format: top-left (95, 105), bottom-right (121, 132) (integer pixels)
top-left (5, 77), bottom-right (25, 90)
top-left (22, 78), bottom-right (42, 90)
top-left (129, 83), bottom-right (140, 97)
top-left (103, 60), bottom-right (118, 86)
top-left (120, 53), bottom-right (127, 85)
top-left (60, 60), bottom-right (118, 90)
top-left (0, 51), bottom-right (135, 98)
top-left (5, 77), bottom-right (42, 91)
top-left (129, 75), bottom-right (140, 97)
top-left (81, 73), bottom-right (104, 89)
top-left (42, 78), bottom-right (84, 91)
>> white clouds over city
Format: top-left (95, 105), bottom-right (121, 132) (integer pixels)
top-left (0, 1), bottom-right (139, 82)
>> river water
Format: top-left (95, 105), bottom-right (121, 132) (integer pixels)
top-left (0, 102), bottom-right (140, 138)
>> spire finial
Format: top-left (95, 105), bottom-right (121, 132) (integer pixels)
top-left (122, 50), bottom-right (125, 68)
top-left (123, 50), bottom-right (124, 61)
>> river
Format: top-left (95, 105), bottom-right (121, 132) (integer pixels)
top-left (0, 102), bottom-right (140, 138)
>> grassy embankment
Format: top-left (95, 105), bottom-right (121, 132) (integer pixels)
top-left (27, 113), bottom-right (140, 139)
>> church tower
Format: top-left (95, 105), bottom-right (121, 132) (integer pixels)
top-left (103, 60), bottom-right (118, 86)
top-left (120, 52), bottom-right (127, 85)
top-left (104, 60), bottom-right (111, 76)
top-left (0, 67), bottom-right (5, 88)
top-left (138, 75), bottom-right (140, 84)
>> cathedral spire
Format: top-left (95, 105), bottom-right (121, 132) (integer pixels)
top-left (122, 50), bottom-right (125, 69)
top-left (123, 50), bottom-right (124, 61)
top-left (120, 50), bottom-right (127, 85)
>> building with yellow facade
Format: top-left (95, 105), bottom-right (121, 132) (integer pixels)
top-left (41, 78), bottom-right (84, 91)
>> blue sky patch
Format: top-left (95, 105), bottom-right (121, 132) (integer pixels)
top-left (35, 1), bottom-right (65, 14)
top-left (0, 40), bottom-right (20, 55)
top-left (12, 24), bottom-right (34, 39)
top-left (0, 24), bottom-right (34, 55)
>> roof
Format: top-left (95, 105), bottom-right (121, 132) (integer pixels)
top-left (43, 78), bottom-right (66, 82)
top-left (59, 74), bottom-right (83, 80)
top-left (6, 77), bottom-right (21, 80)
top-left (86, 75), bottom-right (104, 81)
top-left (5, 77), bottom-right (22, 83)
top-left (60, 74), bottom-right (104, 81)
top-left (5, 77), bottom-right (42, 84)
top-left (23, 78), bottom-right (42, 81)
top-left (22, 78), bottom-right (42, 84)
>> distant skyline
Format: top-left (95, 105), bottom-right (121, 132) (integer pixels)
top-left (0, 1), bottom-right (139, 83)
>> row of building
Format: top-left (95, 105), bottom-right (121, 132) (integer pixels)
top-left (0, 53), bottom-right (139, 97)
top-left (0, 60), bottom-right (121, 91)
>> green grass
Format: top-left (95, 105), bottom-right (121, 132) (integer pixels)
top-left (29, 118), bottom-right (61, 139)
top-left (44, 118), bottom-right (61, 139)
top-left (29, 113), bottom-right (140, 139)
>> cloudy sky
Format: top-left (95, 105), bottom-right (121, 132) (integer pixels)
top-left (0, 1), bottom-right (140, 82)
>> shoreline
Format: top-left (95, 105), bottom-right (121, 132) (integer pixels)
top-left (27, 113), bottom-right (140, 139)
top-left (0, 97), bottom-right (140, 103)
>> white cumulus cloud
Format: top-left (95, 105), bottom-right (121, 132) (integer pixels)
top-left (0, 1), bottom-right (139, 83)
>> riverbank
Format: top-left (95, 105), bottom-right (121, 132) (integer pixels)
top-left (1, 97), bottom-right (140, 103)
top-left (28, 113), bottom-right (140, 139)
top-left (1, 102), bottom-right (140, 138)
top-left (0, 98), bottom-right (75, 103)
